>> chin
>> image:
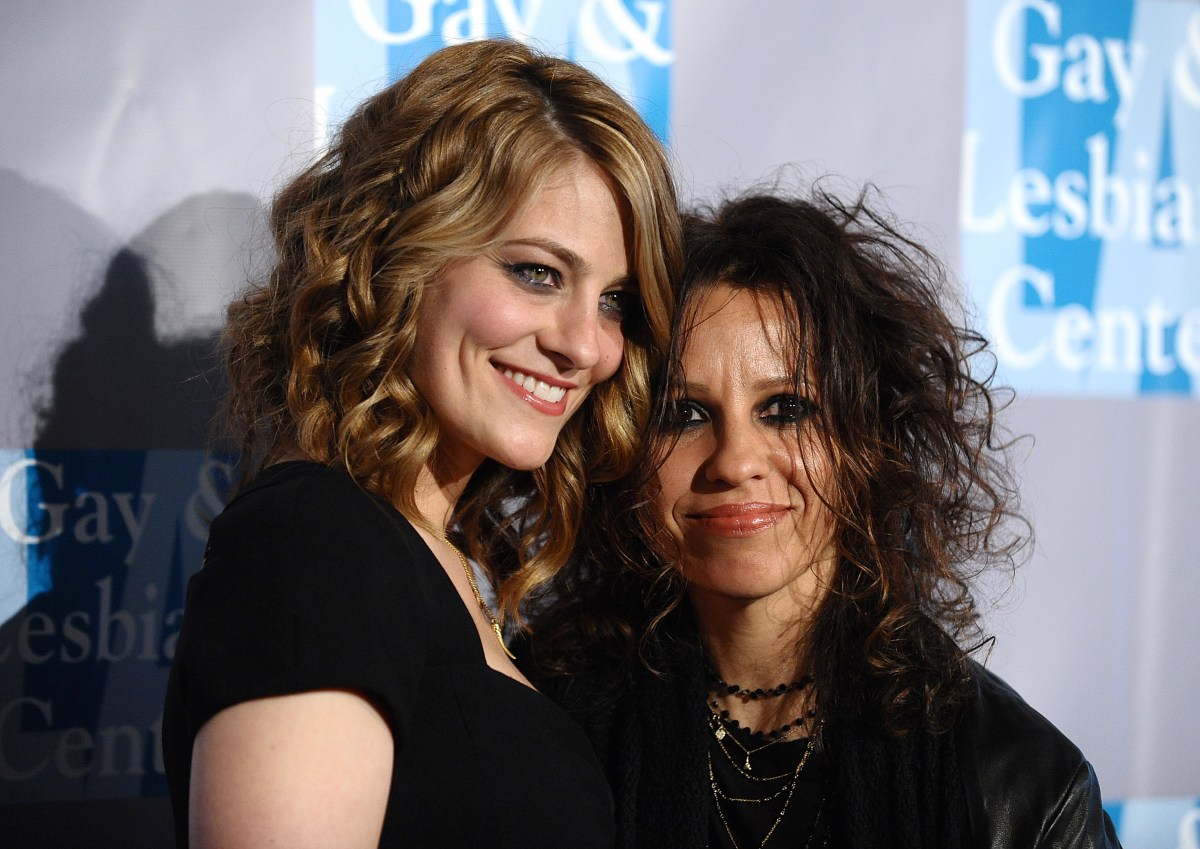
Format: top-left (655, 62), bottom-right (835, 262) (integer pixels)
top-left (492, 442), bottom-right (558, 472)
top-left (685, 567), bottom-right (797, 604)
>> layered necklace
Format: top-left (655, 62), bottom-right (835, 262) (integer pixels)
top-left (706, 667), bottom-right (825, 849)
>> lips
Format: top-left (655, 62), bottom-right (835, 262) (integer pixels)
top-left (499, 366), bottom-right (568, 402)
top-left (500, 367), bottom-right (568, 404)
top-left (686, 502), bottom-right (790, 536)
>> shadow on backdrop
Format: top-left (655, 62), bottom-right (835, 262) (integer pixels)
top-left (1, 184), bottom-right (259, 849)
top-left (34, 247), bottom-right (224, 452)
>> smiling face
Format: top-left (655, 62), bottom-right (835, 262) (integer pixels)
top-left (408, 157), bottom-right (634, 477)
top-left (653, 284), bottom-right (840, 615)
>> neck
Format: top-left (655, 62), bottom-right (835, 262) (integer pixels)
top-left (413, 454), bottom-right (478, 532)
top-left (696, 607), bottom-right (807, 688)
top-left (691, 589), bottom-right (825, 735)
top-left (692, 587), bottom-right (825, 680)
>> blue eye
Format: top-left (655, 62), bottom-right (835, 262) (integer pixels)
top-left (760, 394), bottom-right (815, 425)
top-left (664, 399), bottom-right (706, 430)
top-left (600, 289), bottom-right (637, 320)
top-left (506, 263), bottom-right (560, 289)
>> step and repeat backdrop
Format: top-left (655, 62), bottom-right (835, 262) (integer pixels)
top-left (1, 1), bottom-right (1197, 846)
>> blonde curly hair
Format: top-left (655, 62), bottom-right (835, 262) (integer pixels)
top-left (223, 39), bottom-right (681, 620)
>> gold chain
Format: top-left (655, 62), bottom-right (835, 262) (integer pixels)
top-left (418, 522), bottom-right (515, 660)
top-left (712, 729), bottom-right (793, 782)
top-left (709, 699), bottom-right (812, 773)
top-left (712, 715), bottom-right (791, 774)
top-left (708, 722), bottom-right (823, 849)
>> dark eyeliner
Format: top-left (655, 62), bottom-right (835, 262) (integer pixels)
top-left (504, 261), bottom-right (560, 290)
top-left (761, 394), bottom-right (813, 425)
top-left (664, 398), bottom-right (706, 430)
top-left (600, 288), bottom-right (636, 320)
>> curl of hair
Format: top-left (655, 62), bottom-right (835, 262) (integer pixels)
top-left (531, 183), bottom-right (1027, 734)
top-left (223, 39), bottom-right (681, 620)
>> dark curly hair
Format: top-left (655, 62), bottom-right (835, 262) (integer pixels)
top-left (530, 184), bottom-right (1025, 734)
top-left (222, 39), bottom-right (681, 619)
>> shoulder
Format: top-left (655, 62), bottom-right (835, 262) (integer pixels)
top-left (192, 461), bottom-right (437, 634)
top-left (961, 664), bottom-right (1084, 769)
top-left (957, 663), bottom-right (1121, 848)
top-left (209, 462), bottom-right (425, 574)
top-left (174, 462), bottom-right (438, 727)
top-left (217, 461), bottom-right (410, 539)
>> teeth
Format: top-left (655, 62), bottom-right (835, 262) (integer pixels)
top-left (502, 369), bottom-right (566, 404)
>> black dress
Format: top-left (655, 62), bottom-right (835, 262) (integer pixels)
top-left (163, 462), bottom-right (615, 848)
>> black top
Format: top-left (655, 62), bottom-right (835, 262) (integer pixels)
top-left (162, 461), bottom-right (614, 849)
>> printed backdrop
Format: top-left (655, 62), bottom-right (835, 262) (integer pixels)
top-left (1, 2), bottom-right (1196, 847)
top-left (963, 0), bottom-right (1200, 396)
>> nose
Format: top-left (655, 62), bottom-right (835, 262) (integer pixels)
top-left (540, 294), bottom-right (603, 372)
top-left (703, 419), bottom-right (769, 487)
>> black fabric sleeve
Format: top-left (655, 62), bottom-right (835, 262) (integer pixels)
top-left (173, 467), bottom-right (431, 750)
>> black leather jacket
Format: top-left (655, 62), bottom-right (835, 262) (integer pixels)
top-left (958, 668), bottom-right (1121, 848)
top-left (556, 646), bottom-right (1122, 849)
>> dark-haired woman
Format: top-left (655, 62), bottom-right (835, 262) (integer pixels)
top-left (162, 38), bottom-right (681, 849)
top-left (530, 188), bottom-right (1120, 848)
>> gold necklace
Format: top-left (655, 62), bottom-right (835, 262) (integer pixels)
top-left (419, 522), bottom-right (515, 660)
top-left (708, 732), bottom-right (818, 849)
top-left (709, 699), bottom-right (814, 773)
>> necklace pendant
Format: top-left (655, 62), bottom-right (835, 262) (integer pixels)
top-left (492, 623), bottom-right (516, 660)
top-left (745, 755), bottom-right (752, 772)
top-left (714, 725), bottom-right (726, 741)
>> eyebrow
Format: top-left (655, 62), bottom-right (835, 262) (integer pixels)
top-left (502, 237), bottom-right (636, 288)
top-left (680, 375), bottom-right (805, 394)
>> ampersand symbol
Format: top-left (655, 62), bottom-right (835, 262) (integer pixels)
top-left (1173, 12), bottom-right (1200, 107)
top-left (579, 0), bottom-right (673, 66)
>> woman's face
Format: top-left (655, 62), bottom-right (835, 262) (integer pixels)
top-left (409, 157), bottom-right (635, 476)
top-left (653, 285), bottom-right (839, 613)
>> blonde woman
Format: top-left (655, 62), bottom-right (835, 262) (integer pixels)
top-left (163, 39), bottom-right (680, 849)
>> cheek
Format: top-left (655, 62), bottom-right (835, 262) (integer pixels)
top-left (787, 451), bottom-right (840, 536)
top-left (651, 457), bottom-right (691, 532)
top-left (648, 477), bottom-right (685, 557)
top-left (415, 289), bottom-right (516, 361)
top-left (459, 300), bottom-right (531, 349)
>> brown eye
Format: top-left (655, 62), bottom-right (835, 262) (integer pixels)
top-left (664, 399), bottom-right (705, 430)
top-left (760, 395), bottom-right (814, 425)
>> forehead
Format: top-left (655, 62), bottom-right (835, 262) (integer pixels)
top-left (677, 283), bottom-right (821, 394)
top-left (682, 285), bottom-right (789, 356)
top-left (502, 157), bottom-right (631, 247)
top-left (513, 157), bottom-right (615, 216)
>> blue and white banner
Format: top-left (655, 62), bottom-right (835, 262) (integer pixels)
top-left (315, 0), bottom-right (674, 145)
top-left (962, 0), bottom-right (1200, 396)
top-left (1106, 796), bottom-right (1200, 849)
top-left (2, 2), bottom-right (1196, 845)
top-left (0, 451), bottom-right (231, 802)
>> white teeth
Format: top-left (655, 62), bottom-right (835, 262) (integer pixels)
top-left (502, 369), bottom-right (567, 404)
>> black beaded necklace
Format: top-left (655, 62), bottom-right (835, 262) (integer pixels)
top-left (706, 666), bottom-right (817, 742)
top-left (707, 667), bottom-right (814, 702)
top-left (704, 665), bottom-right (826, 848)
top-left (710, 699), bottom-right (818, 743)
